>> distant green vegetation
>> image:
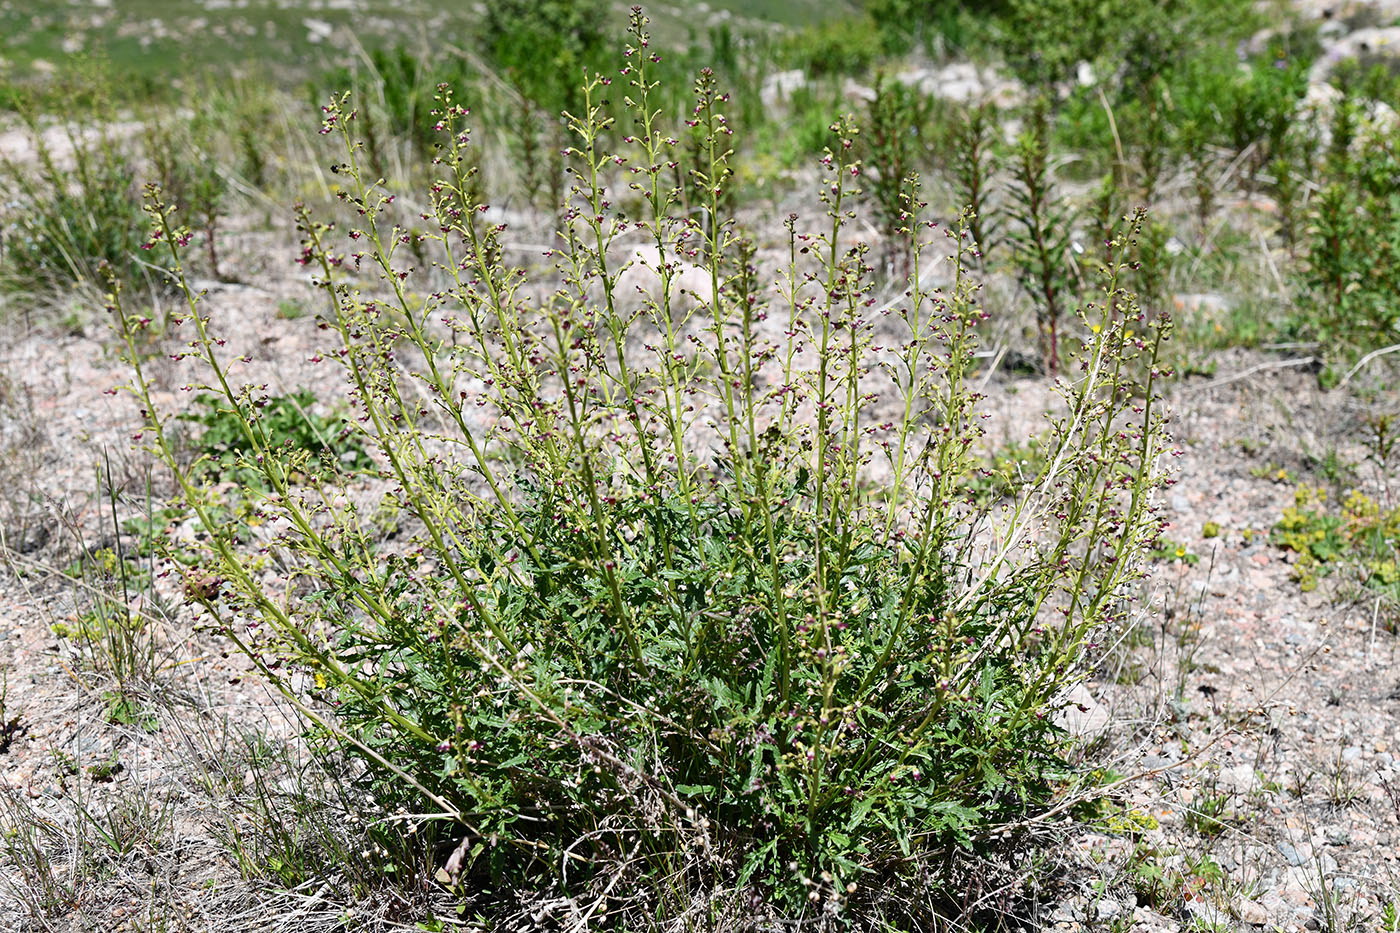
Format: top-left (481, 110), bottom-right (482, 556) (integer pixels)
top-left (0, 0), bottom-right (483, 87)
top-left (0, 0), bottom-right (853, 94)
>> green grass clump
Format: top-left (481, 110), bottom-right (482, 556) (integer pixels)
top-left (782, 15), bottom-right (887, 76)
top-left (320, 46), bottom-right (477, 166)
top-left (116, 12), bottom-right (1174, 925)
top-left (998, 0), bottom-right (1261, 94)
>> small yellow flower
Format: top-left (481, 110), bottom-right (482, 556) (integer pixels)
top-left (315, 672), bottom-right (327, 689)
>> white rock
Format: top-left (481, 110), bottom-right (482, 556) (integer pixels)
top-left (1311, 26), bottom-right (1400, 83)
top-left (1298, 73), bottom-right (1400, 146)
top-left (895, 62), bottom-right (1021, 107)
top-left (303, 17), bottom-right (334, 43)
top-left (760, 70), bottom-right (806, 109)
top-left (1237, 898), bottom-right (1268, 926)
top-left (1220, 763), bottom-right (1258, 794)
top-left (1055, 683), bottom-right (1110, 741)
top-left (1278, 840), bottom-right (1311, 867)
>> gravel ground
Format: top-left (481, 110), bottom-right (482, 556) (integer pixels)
top-left (1041, 361), bottom-right (1400, 932)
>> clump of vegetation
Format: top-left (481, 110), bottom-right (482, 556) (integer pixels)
top-left (0, 114), bottom-right (156, 292)
top-left (948, 101), bottom-right (1001, 264)
top-left (783, 15), bottom-right (885, 77)
top-left (483, 0), bottom-right (610, 112)
top-left (54, 466), bottom-right (169, 688)
top-left (1291, 129), bottom-right (1400, 378)
top-left (1149, 538), bottom-right (1200, 566)
top-left (966, 435), bottom-right (1049, 504)
top-left (1007, 103), bottom-right (1075, 375)
top-left (320, 45), bottom-right (477, 181)
top-left (177, 391), bottom-right (371, 485)
top-left (861, 73), bottom-right (939, 269)
top-left (115, 13), bottom-right (1174, 925)
top-left (146, 112), bottom-right (230, 280)
top-left (0, 74), bottom-right (287, 298)
top-left (1273, 485), bottom-right (1400, 615)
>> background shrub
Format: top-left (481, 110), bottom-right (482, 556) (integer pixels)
top-left (0, 116), bottom-right (156, 292)
top-left (1287, 123), bottom-right (1400, 373)
top-left (783, 16), bottom-right (885, 77)
top-left (482, 0), bottom-right (610, 113)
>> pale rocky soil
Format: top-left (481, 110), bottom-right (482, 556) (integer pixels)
top-left (1045, 364), bottom-right (1400, 932)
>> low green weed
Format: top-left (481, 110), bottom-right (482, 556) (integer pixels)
top-left (1184, 778), bottom-right (1230, 837)
top-left (274, 299), bottom-right (310, 320)
top-left (1126, 841), bottom-right (1172, 908)
top-left (1250, 463), bottom-right (1295, 484)
top-left (1149, 538), bottom-right (1200, 566)
top-left (64, 546), bottom-right (150, 595)
top-left (102, 690), bottom-right (157, 731)
top-left (120, 506), bottom-right (188, 559)
top-left (1273, 485), bottom-right (1400, 614)
top-left (118, 13), bottom-right (1175, 925)
top-left (177, 390), bottom-right (371, 485)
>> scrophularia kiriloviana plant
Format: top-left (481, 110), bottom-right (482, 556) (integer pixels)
top-left (114, 10), bottom-right (1174, 925)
